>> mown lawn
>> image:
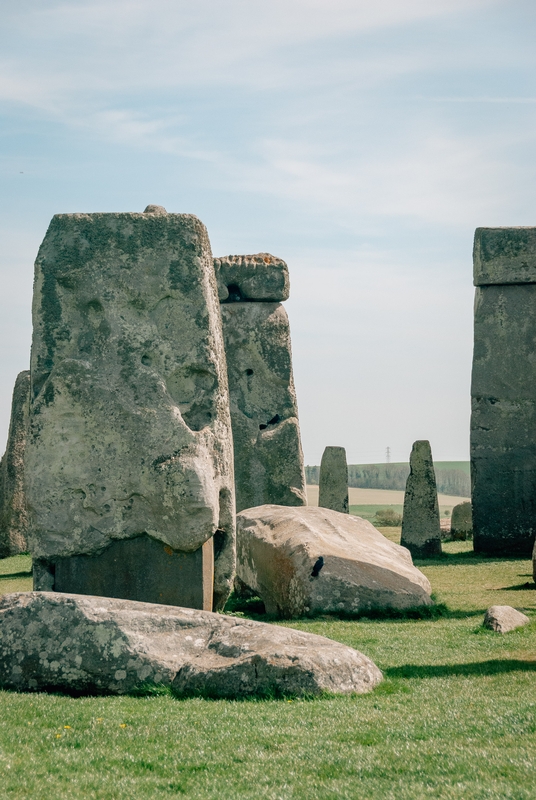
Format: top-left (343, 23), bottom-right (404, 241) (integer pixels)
top-left (0, 539), bottom-right (535, 799)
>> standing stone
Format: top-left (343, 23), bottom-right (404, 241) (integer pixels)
top-left (450, 501), bottom-right (472, 541)
top-left (0, 371), bottom-right (30, 557)
top-left (472, 227), bottom-right (536, 556)
top-left (318, 446), bottom-right (349, 514)
top-left (215, 254), bottom-right (306, 513)
top-left (26, 208), bottom-right (235, 610)
top-left (400, 440), bottom-right (442, 558)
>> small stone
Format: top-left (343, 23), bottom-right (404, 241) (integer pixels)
top-left (0, 370), bottom-right (30, 557)
top-left (483, 605), bottom-right (530, 634)
top-left (450, 501), bottom-right (472, 541)
top-left (143, 205), bottom-right (167, 214)
top-left (0, 592), bottom-right (383, 697)
top-left (400, 440), bottom-right (442, 558)
top-left (236, 505), bottom-right (432, 618)
top-left (318, 446), bottom-right (348, 514)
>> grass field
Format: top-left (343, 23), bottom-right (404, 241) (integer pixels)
top-left (0, 540), bottom-right (535, 799)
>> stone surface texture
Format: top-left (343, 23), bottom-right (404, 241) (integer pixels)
top-left (400, 440), bottom-right (442, 558)
top-left (483, 605), bottom-right (530, 634)
top-left (220, 301), bottom-right (306, 512)
top-left (472, 226), bottom-right (536, 557)
top-left (318, 446), bottom-right (349, 514)
top-left (26, 210), bottom-right (235, 610)
top-left (474, 227), bottom-right (536, 285)
top-left (236, 505), bottom-right (432, 618)
top-left (0, 592), bottom-right (382, 697)
top-left (450, 501), bottom-right (472, 541)
top-left (214, 254), bottom-right (289, 302)
top-left (0, 371), bottom-right (30, 557)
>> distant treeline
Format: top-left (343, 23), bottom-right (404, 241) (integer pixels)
top-left (305, 462), bottom-right (471, 497)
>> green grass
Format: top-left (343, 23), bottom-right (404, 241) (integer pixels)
top-left (0, 544), bottom-right (535, 799)
top-left (0, 553), bottom-right (32, 595)
top-left (350, 505), bottom-right (456, 523)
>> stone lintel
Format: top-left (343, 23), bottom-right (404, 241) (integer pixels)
top-left (474, 227), bottom-right (536, 286)
top-left (215, 254), bottom-right (290, 302)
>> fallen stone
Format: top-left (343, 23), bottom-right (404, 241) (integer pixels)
top-left (318, 446), bottom-right (349, 514)
top-left (0, 371), bottom-right (30, 557)
top-left (0, 592), bottom-right (382, 697)
top-left (26, 209), bottom-right (235, 610)
top-left (450, 501), bottom-right (472, 541)
top-left (236, 505), bottom-right (432, 618)
top-left (483, 605), bottom-right (530, 634)
top-left (215, 253), bottom-right (289, 302)
top-left (400, 440), bottom-right (442, 558)
top-left (220, 301), bottom-right (306, 512)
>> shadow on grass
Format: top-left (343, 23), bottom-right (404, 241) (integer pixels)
top-left (500, 582), bottom-right (536, 591)
top-left (414, 550), bottom-right (530, 567)
top-left (224, 593), bottom-right (485, 622)
top-left (385, 658), bottom-right (536, 679)
top-left (0, 571), bottom-right (33, 579)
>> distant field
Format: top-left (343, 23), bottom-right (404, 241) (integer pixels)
top-left (306, 485), bottom-right (469, 508)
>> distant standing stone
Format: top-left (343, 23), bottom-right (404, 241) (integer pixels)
top-left (400, 440), bottom-right (442, 558)
top-left (318, 446), bottom-right (349, 514)
top-left (483, 605), bottom-right (530, 634)
top-left (0, 371), bottom-right (30, 557)
top-left (451, 501), bottom-right (472, 541)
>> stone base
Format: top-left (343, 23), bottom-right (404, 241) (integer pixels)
top-left (33, 535), bottom-right (214, 610)
top-left (400, 537), bottom-right (442, 559)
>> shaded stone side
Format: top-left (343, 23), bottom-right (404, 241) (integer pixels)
top-left (471, 282), bottom-right (536, 557)
top-left (26, 209), bottom-right (235, 609)
top-left (318, 446), bottom-right (349, 514)
top-left (400, 440), bottom-right (442, 558)
top-left (450, 501), bottom-right (472, 541)
top-left (220, 302), bottom-right (306, 512)
top-left (0, 371), bottom-right (30, 557)
top-left (215, 253), bottom-right (289, 302)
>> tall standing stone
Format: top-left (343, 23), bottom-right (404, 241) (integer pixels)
top-left (400, 440), bottom-right (442, 558)
top-left (0, 371), bottom-right (30, 557)
top-left (215, 254), bottom-right (306, 512)
top-left (26, 208), bottom-right (235, 610)
top-left (472, 227), bottom-right (536, 556)
top-left (318, 446), bottom-right (349, 514)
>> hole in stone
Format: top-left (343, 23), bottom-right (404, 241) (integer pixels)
top-left (225, 284), bottom-right (244, 302)
top-left (213, 529), bottom-right (226, 560)
top-left (259, 414), bottom-right (281, 431)
top-left (245, 368), bottom-right (253, 376)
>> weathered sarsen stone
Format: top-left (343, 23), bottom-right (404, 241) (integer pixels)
top-left (214, 253), bottom-right (289, 302)
top-left (472, 227), bottom-right (536, 556)
top-left (450, 501), bottom-right (472, 541)
top-left (0, 592), bottom-right (382, 697)
top-left (217, 254), bottom-right (306, 512)
top-left (236, 505), bottom-right (432, 618)
top-left (483, 605), bottom-right (530, 634)
top-left (318, 446), bottom-right (349, 514)
top-left (26, 208), bottom-right (235, 610)
top-left (400, 440), bottom-right (442, 558)
top-left (0, 371), bottom-right (30, 557)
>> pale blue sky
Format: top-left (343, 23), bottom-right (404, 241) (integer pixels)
top-left (1, 0), bottom-right (535, 464)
